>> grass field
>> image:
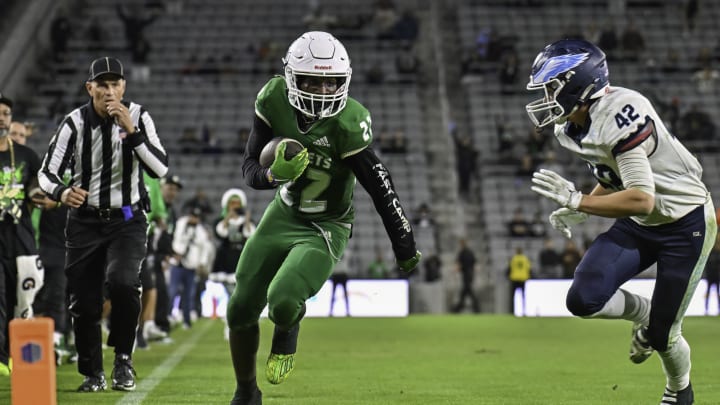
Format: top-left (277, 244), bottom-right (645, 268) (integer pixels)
top-left (1, 315), bottom-right (719, 404)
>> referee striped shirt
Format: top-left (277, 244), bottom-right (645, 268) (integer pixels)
top-left (38, 100), bottom-right (168, 209)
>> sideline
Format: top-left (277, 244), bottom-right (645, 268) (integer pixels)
top-left (116, 320), bottom-right (214, 405)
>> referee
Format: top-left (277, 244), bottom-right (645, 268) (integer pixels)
top-left (38, 57), bottom-right (168, 392)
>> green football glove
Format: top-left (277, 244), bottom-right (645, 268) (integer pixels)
top-left (269, 141), bottom-right (309, 182)
top-left (397, 250), bottom-right (422, 273)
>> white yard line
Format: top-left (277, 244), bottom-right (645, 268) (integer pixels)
top-left (117, 320), bottom-right (214, 405)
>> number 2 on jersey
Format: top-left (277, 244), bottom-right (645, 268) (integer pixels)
top-left (299, 168), bottom-right (331, 213)
top-left (359, 115), bottom-right (373, 142)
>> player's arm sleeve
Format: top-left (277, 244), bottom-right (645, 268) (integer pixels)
top-left (613, 117), bottom-right (657, 196)
top-left (345, 148), bottom-right (417, 261)
top-left (242, 114), bottom-right (276, 189)
top-left (38, 116), bottom-right (76, 201)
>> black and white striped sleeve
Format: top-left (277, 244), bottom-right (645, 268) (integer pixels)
top-left (38, 116), bottom-right (77, 201)
top-left (127, 109), bottom-right (168, 178)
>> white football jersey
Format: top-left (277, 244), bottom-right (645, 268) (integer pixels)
top-left (553, 86), bottom-right (710, 226)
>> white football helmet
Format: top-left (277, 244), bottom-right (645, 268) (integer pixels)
top-left (283, 31), bottom-right (352, 119)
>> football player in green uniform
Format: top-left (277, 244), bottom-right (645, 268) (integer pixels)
top-left (227, 31), bottom-right (421, 405)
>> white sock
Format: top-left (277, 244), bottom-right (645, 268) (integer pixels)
top-left (659, 335), bottom-right (691, 392)
top-left (587, 289), bottom-right (649, 323)
top-left (620, 289), bottom-right (650, 325)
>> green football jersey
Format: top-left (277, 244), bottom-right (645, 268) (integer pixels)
top-left (255, 77), bottom-right (373, 223)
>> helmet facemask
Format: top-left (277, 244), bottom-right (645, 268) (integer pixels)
top-left (285, 69), bottom-right (351, 119)
top-left (526, 75), bottom-right (570, 127)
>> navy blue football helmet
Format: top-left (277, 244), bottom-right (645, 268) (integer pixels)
top-left (526, 39), bottom-right (610, 127)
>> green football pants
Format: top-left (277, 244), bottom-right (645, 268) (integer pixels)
top-left (226, 199), bottom-right (350, 330)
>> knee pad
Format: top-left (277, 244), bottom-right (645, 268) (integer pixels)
top-left (566, 283), bottom-right (608, 317)
top-left (267, 296), bottom-right (303, 329)
top-left (227, 294), bottom-right (264, 329)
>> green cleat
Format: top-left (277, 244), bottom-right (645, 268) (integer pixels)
top-left (265, 353), bottom-right (295, 385)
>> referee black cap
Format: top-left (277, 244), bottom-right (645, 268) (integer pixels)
top-left (88, 57), bottom-right (125, 81)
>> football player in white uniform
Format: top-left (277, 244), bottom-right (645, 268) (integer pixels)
top-left (526, 39), bottom-right (716, 405)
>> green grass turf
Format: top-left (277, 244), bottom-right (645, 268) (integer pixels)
top-left (2, 315), bottom-right (719, 404)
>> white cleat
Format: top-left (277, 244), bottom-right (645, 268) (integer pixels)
top-left (629, 323), bottom-right (653, 364)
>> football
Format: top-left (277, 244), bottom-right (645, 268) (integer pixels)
top-left (259, 137), bottom-right (305, 168)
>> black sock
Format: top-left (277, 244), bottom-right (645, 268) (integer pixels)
top-left (271, 323), bottom-right (300, 355)
top-left (229, 324), bottom-right (260, 383)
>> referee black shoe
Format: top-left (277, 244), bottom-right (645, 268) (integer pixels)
top-left (230, 386), bottom-right (262, 405)
top-left (111, 354), bottom-right (137, 391)
top-left (77, 374), bottom-right (107, 392)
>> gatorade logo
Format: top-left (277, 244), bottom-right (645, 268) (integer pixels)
top-left (21, 342), bottom-right (42, 363)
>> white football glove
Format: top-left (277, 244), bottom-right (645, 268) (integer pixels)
top-left (531, 169), bottom-right (583, 210)
top-left (549, 208), bottom-right (588, 239)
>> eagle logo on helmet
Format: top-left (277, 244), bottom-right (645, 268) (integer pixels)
top-left (532, 53), bottom-right (590, 84)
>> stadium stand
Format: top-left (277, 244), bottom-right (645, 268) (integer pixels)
top-left (2, 0), bottom-right (719, 314)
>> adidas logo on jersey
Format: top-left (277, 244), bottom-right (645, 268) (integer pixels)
top-left (313, 136), bottom-right (330, 147)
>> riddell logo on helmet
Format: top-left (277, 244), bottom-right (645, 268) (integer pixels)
top-left (314, 65), bottom-right (332, 70)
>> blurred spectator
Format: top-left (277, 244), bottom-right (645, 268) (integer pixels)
top-left (23, 121), bottom-right (35, 142)
top-left (691, 65), bottom-right (720, 94)
top-left (372, 0), bottom-right (399, 39)
top-left (233, 127), bottom-right (251, 154)
top-left (462, 27), bottom-right (502, 74)
top-left (200, 124), bottom-right (222, 154)
top-left (561, 239), bottom-right (583, 279)
top-left (366, 249), bottom-right (391, 279)
top-left (526, 125), bottom-right (549, 162)
top-left (391, 9), bottom-right (419, 42)
top-left (495, 115), bottom-right (514, 160)
top-left (303, 3), bottom-right (337, 31)
top-left (620, 20), bottom-right (645, 61)
top-left (498, 48), bottom-right (519, 94)
top-left (169, 206), bottom-right (214, 329)
top-left (182, 189), bottom-right (213, 217)
top-left (597, 19), bottom-right (619, 60)
top-left (538, 238), bottom-right (562, 278)
top-left (395, 42), bottom-right (419, 78)
top-left (508, 246), bottom-right (531, 316)
top-left (116, 3), bottom-right (160, 52)
top-left (452, 130), bottom-right (478, 199)
top-left (661, 48), bottom-right (681, 73)
top-left (86, 18), bottom-right (107, 52)
top-left (412, 202), bottom-right (436, 229)
top-left (529, 210), bottom-right (547, 238)
top-left (50, 11), bottom-right (72, 62)
top-left (330, 251), bottom-right (353, 316)
top-left (508, 207), bottom-right (531, 237)
top-left (130, 33), bottom-right (152, 83)
top-left (677, 104), bottom-right (716, 141)
top-left (452, 239), bottom-right (479, 313)
top-left (179, 127), bottom-right (201, 153)
top-left (423, 253), bottom-right (442, 282)
top-left (8, 121), bottom-right (27, 145)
